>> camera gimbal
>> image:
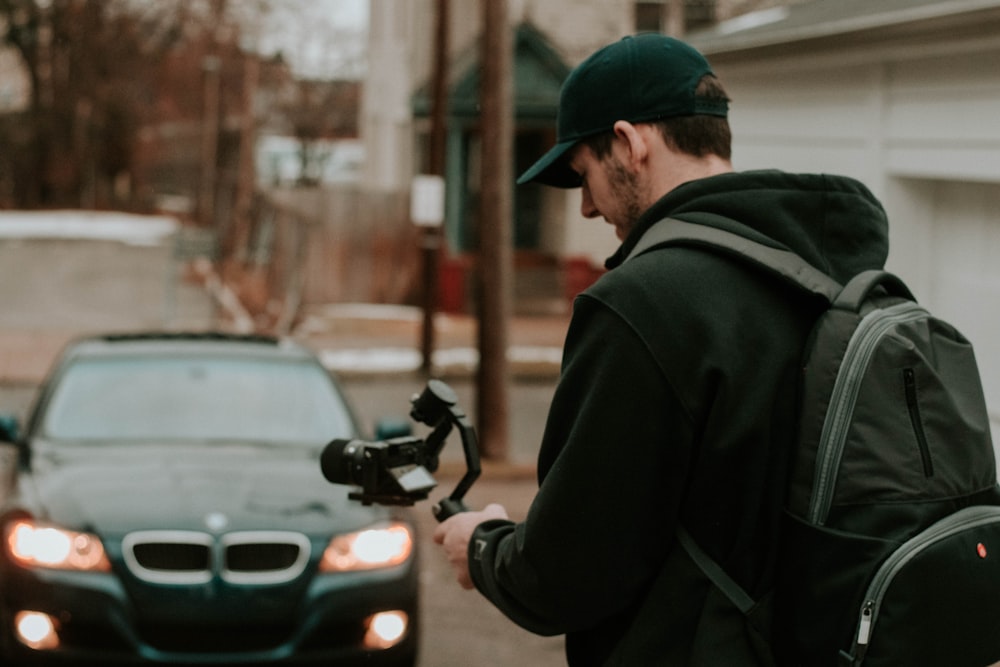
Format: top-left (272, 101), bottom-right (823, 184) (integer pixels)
top-left (320, 379), bottom-right (480, 522)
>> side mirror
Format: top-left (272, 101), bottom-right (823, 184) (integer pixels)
top-left (0, 414), bottom-right (19, 444)
top-left (374, 416), bottom-right (412, 440)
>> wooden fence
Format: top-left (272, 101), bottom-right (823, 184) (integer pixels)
top-left (225, 185), bottom-right (421, 333)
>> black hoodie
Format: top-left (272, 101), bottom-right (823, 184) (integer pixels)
top-left (469, 170), bottom-right (889, 666)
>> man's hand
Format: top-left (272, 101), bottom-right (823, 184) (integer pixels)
top-left (432, 503), bottom-right (509, 589)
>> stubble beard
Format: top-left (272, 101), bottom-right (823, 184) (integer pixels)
top-left (606, 157), bottom-right (645, 241)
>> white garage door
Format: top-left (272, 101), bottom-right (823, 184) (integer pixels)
top-left (913, 180), bottom-right (1000, 459)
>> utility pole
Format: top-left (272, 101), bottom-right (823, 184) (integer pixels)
top-left (420, 0), bottom-right (450, 373)
top-left (231, 51), bottom-right (259, 266)
top-left (199, 54), bottom-right (221, 229)
top-left (666, 0), bottom-right (686, 37)
top-left (476, 0), bottom-right (512, 461)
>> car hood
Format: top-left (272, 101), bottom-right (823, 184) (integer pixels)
top-left (22, 441), bottom-right (387, 536)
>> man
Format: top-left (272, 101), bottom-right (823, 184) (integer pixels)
top-left (433, 33), bottom-right (889, 665)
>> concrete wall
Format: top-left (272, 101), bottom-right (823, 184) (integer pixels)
top-left (0, 212), bottom-right (213, 333)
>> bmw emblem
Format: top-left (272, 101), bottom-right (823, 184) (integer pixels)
top-left (205, 511), bottom-right (229, 531)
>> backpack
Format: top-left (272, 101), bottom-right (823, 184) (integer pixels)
top-left (629, 217), bottom-right (1000, 667)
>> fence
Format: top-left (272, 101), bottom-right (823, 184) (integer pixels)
top-left (227, 185), bottom-right (420, 333)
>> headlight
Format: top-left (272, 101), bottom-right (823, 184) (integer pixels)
top-left (319, 522), bottom-right (413, 572)
top-left (4, 519), bottom-right (111, 572)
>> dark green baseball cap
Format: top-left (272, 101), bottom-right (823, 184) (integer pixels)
top-left (517, 33), bottom-right (727, 188)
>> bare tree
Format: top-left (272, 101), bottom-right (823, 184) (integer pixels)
top-left (271, 78), bottom-right (359, 186)
top-left (0, 0), bottom-right (188, 207)
top-left (0, 0), bottom-right (272, 211)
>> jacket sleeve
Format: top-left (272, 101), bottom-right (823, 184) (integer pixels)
top-left (467, 296), bottom-right (697, 636)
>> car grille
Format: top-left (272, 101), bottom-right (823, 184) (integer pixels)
top-left (122, 530), bottom-right (310, 585)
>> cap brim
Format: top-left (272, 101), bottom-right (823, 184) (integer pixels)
top-left (516, 140), bottom-right (582, 188)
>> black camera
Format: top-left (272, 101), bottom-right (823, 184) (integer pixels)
top-left (321, 379), bottom-right (480, 522)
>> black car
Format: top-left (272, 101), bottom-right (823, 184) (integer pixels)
top-left (0, 332), bottom-right (418, 666)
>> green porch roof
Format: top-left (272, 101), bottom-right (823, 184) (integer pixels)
top-left (412, 23), bottom-right (570, 122)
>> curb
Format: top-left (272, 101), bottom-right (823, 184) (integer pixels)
top-left (317, 345), bottom-right (562, 381)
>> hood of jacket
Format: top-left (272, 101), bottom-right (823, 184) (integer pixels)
top-left (606, 170), bottom-right (889, 283)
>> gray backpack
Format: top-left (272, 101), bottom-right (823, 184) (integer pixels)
top-left (632, 218), bottom-right (1000, 666)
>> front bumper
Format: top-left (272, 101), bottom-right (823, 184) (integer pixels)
top-left (0, 554), bottom-right (419, 665)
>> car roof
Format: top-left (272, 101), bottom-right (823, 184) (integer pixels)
top-left (60, 332), bottom-right (319, 363)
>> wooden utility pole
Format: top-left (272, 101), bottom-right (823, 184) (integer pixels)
top-left (420, 0), bottom-right (450, 373)
top-left (231, 52), bottom-right (259, 265)
top-left (476, 0), bottom-right (512, 461)
top-left (199, 54), bottom-right (221, 228)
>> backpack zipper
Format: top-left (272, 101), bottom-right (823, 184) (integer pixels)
top-left (903, 367), bottom-right (934, 477)
top-left (808, 302), bottom-right (928, 524)
top-left (846, 505), bottom-right (1000, 663)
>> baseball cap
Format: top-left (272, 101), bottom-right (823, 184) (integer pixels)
top-left (517, 33), bottom-right (728, 188)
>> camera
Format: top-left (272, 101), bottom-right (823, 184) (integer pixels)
top-left (321, 379), bottom-right (480, 521)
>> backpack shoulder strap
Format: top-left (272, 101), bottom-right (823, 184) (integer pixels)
top-left (676, 526), bottom-right (756, 614)
top-left (625, 217), bottom-right (842, 304)
top-left (679, 524), bottom-right (777, 663)
top-left (835, 269), bottom-right (915, 310)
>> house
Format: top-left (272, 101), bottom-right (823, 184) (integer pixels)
top-left (361, 0), bottom-right (811, 313)
top-left (686, 0), bottom-right (1000, 446)
top-left (364, 0), bottom-right (628, 313)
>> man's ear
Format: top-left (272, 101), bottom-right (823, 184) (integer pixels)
top-left (612, 120), bottom-right (648, 171)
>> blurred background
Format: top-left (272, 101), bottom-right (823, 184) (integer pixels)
top-left (0, 0), bottom-right (999, 663)
top-left (1, 0), bottom-right (997, 452)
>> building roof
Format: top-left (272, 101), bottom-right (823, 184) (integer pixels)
top-left (412, 23), bottom-right (570, 122)
top-left (688, 0), bottom-right (1000, 55)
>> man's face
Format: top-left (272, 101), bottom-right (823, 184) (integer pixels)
top-left (568, 144), bottom-right (644, 241)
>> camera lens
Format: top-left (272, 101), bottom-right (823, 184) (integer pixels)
top-left (320, 438), bottom-right (364, 485)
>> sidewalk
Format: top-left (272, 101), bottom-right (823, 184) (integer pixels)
top-left (0, 330), bottom-right (77, 386)
top-left (0, 304), bottom-right (570, 386)
top-left (295, 303), bottom-right (569, 380)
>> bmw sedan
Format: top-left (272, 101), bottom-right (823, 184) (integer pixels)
top-left (0, 332), bottom-right (418, 666)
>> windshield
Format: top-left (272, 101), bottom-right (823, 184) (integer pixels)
top-left (40, 355), bottom-right (357, 444)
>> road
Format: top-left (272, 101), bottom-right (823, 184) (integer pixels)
top-left (339, 375), bottom-right (566, 666)
top-left (410, 472), bottom-right (566, 667)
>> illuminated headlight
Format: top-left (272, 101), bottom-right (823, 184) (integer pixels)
top-left (4, 519), bottom-right (111, 572)
top-left (319, 522), bottom-right (413, 572)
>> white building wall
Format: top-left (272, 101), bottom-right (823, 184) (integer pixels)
top-left (362, 0), bottom-right (425, 192)
top-left (560, 189), bottom-right (620, 266)
top-left (718, 58), bottom-right (885, 190)
top-left (883, 49), bottom-right (1000, 184)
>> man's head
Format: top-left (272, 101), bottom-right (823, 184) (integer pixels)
top-left (517, 33), bottom-right (730, 189)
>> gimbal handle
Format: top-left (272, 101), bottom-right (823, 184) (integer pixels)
top-left (410, 380), bottom-right (481, 523)
top-left (432, 497), bottom-right (469, 521)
